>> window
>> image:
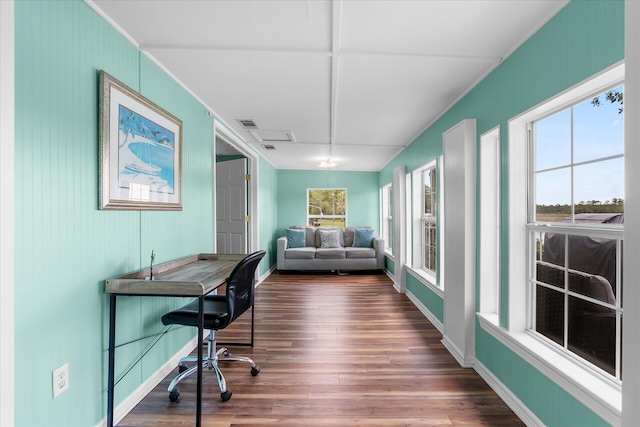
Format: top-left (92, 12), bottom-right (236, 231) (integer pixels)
top-left (381, 184), bottom-right (393, 253)
top-left (412, 162), bottom-right (439, 280)
top-left (529, 84), bottom-right (624, 380)
top-left (422, 168), bottom-right (437, 273)
top-left (307, 188), bottom-right (346, 227)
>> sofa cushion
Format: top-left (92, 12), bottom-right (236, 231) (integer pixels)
top-left (315, 227), bottom-right (344, 247)
top-left (290, 225), bottom-right (315, 247)
top-left (319, 229), bottom-right (341, 248)
top-left (344, 226), bottom-right (372, 247)
top-left (286, 228), bottom-right (306, 248)
top-left (345, 247), bottom-right (376, 259)
top-left (353, 228), bottom-right (374, 247)
top-left (316, 248), bottom-right (346, 259)
top-left (285, 247), bottom-right (316, 259)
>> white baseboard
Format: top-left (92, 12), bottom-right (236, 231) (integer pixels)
top-left (440, 335), bottom-right (474, 368)
top-left (95, 336), bottom-right (199, 427)
top-left (404, 289), bottom-right (444, 334)
top-left (257, 264), bottom-right (275, 285)
top-left (474, 359), bottom-right (544, 427)
top-left (384, 269), bottom-right (402, 293)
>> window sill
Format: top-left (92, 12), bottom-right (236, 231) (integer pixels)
top-left (477, 313), bottom-right (621, 426)
top-left (406, 266), bottom-right (443, 298)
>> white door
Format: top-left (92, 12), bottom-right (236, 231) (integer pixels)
top-left (216, 158), bottom-right (247, 254)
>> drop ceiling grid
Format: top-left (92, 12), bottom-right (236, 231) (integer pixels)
top-left (90, 0), bottom-right (569, 171)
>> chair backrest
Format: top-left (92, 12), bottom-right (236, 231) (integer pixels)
top-left (224, 250), bottom-right (266, 327)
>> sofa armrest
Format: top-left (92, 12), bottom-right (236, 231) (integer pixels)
top-left (373, 237), bottom-right (385, 269)
top-left (277, 236), bottom-right (288, 270)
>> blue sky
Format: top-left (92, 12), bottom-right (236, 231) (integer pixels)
top-left (535, 85), bottom-right (624, 206)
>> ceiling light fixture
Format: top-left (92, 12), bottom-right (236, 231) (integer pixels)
top-left (318, 158), bottom-right (338, 168)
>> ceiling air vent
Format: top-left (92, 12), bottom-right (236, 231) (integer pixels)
top-left (250, 130), bottom-right (296, 143)
top-left (236, 119), bottom-right (260, 129)
top-left (262, 144), bottom-right (276, 150)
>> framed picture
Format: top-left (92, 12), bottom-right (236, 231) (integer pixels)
top-left (99, 70), bottom-right (183, 210)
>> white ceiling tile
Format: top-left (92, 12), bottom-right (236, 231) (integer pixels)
top-left (334, 53), bottom-right (494, 146)
top-left (92, 0), bottom-right (568, 171)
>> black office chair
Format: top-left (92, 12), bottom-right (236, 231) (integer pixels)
top-left (161, 250), bottom-right (266, 402)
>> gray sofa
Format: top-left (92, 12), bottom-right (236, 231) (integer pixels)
top-left (277, 226), bottom-right (384, 272)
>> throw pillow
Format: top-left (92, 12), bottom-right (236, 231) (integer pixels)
top-left (286, 228), bottom-right (306, 248)
top-left (353, 228), bottom-right (374, 248)
top-left (319, 229), bottom-right (340, 248)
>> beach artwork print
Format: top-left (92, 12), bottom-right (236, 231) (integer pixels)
top-left (118, 105), bottom-right (175, 194)
top-left (99, 70), bottom-right (182, 210)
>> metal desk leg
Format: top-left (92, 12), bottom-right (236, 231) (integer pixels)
top-left (107, 294), bottom-right (116, 427)
top-left (196, 296), bottom-right (204, 427)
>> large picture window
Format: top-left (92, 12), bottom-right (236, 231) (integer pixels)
top-left (307, 188), bottom-right (346, 228)
top-left (529, 84), bottom-right (624, 380)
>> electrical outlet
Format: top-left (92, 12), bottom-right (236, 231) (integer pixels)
top-left (52, 363), bottom-right (69, 398)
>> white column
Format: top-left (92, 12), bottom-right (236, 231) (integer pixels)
top-left (622, 1), bottom-right (640, 425)
top-left (0, 1), bottom-right (16, 425)
top-left (442, 119), bottom-right (477, 367)
top-left (393, 165), bottom-right (406, 292)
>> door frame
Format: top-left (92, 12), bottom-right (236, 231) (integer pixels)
top-left (213, 120), bottom-right (258, 255)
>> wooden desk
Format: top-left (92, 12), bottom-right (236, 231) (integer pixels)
top-left (105, 254), bottom-right (244, 427)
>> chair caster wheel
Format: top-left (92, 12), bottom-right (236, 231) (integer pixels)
top-left (169, 388), bottom-right (180, 402)
top-left (178, 363), bottom-right (188, 373)
top-left (251, 366), bottom-right (260, 376)
top-left (220, 390), bottom-right (232, 402)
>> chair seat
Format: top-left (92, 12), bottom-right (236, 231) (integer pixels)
top-left (162, 298), bottom-right (228, 330)
top-left (160, 250), bottom-right (265, 403)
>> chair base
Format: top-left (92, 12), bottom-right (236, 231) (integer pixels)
top-left (167, 331), bottom-right (259, 402)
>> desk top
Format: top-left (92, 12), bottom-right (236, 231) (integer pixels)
top-left (105, 254), bottom-right (245, 297)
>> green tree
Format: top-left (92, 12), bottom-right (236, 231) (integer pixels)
top-left (591, 90), bottom-right (623, 113)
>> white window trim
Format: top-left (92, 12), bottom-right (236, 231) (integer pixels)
top-left (478, 313), bottom-right (620, 425)
top-left (381, 183), bottom-right (393, 255)
top-left (406, 264), bottom-right (444, 299)
top-left (479, 126), bottom-right (501, 316)
top-left (411, 160), bottom-right (438, 284)
top-left (490, 62), bottom-right (625, 425)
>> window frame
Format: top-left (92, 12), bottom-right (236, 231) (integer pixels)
top-left (381, 183), bottom-right (393, 254)
top-left (306, 188), bottom-right (347, 228)
top-left (411, 160), bottom-right (440, 285)
top-left (479, 126), bottom-right (501, 317)
top-left (527, 82), bottom-right (624, 381)
top-left (476, 63), bottom-right (625, 425)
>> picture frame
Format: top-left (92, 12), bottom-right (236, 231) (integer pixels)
top-left (99, 70), bottom-right (183, 210)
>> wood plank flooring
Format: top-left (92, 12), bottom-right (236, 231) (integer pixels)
top-left (118, 272), bottom-right (525, 426)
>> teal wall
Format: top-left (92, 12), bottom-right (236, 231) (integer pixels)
top-left (13, 1), bottom-right (277, 425)
top-left (379, 1), bottom-right (623, 425)
top-left (11, 0), bottom-right (625, 426)
top-left (385, 256), bottom-right (395, 275)
top-left (277, 169), bottom-right (380, 234)
top-left (476, 327), bottom-right (608, 427)
top-left (259, 157), bottom-right (278, 274)
top-left (406, 273), bottom-right (443, 323)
